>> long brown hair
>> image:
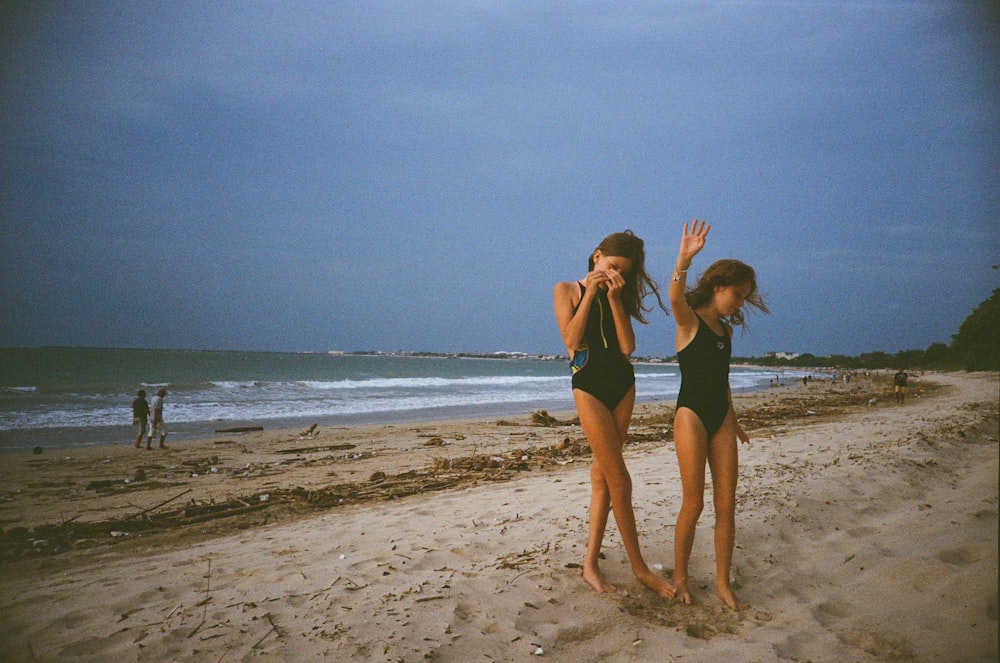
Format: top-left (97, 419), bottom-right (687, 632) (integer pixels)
top-left (589, 230), bottom-right (668, 324)
top-left (686, 259), bottom-right (768, 327)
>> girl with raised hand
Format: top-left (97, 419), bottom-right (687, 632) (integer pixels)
top-left (668, 220), bottom-right (768, 610)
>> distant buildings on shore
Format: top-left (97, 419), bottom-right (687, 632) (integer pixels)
top-left (323, 349), bottom-right (675, 363)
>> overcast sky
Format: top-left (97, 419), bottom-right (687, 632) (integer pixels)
top-left (2, 1), bottom-right (997, 358)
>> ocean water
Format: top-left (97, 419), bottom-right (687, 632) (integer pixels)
top-left (0, 348), bottom-right (799, 452)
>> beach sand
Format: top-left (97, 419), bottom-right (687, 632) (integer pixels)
top-left (0, 371), bottom-right (996, 662)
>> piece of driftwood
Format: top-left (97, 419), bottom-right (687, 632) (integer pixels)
top-left (274, 443), bottom-right (357, 455)
top-left (129, 488), bottom-right (193, 519)
top-left (214, 426), bottom-right (264, 433)
top-left (177, 502), bottom-right (272, 525)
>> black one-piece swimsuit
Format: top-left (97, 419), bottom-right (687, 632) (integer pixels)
top-left (676, 315), bottom-right (732, 439)
top-left (569, 283), bottom-right (635, 411)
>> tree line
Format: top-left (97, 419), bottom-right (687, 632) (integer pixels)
top-left (736, 287), bottom-right (1000, 372)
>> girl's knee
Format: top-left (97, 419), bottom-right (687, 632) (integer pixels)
top-left (680, 496), bottom-right (704, 518)
top-left (713, 496), bottom-right (736, 517)
top-left (590, 477), bottom-right (610, 501)
top-left (613, 474), bottom-right (633, 499)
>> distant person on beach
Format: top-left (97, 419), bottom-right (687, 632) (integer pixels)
top-left (894, 368), bottom-right (908, 403)
top-left (668, 220), bottom-right (768, 611)
top-left (553, 230), bottom-right (675, 600)
top-left (132, 390), bottom-right (149, 448)
top-left (147, 388), bottom-right (168, 449)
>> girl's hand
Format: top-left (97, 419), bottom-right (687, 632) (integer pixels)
top-left (604, 269), bottom-right (626, 298)
top-left (736, 423), bottom-right (750, 445)
top-left (679, 219), bottom-right (710, 262)
top-left (582, 269), bottom-right (610, 294)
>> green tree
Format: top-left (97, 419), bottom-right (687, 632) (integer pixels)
top-left (951, 287), bottom-right (1000, 371)
top-left (922, 343), bottom-right (951, 366)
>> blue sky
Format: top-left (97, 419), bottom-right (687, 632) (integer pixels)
top-left (2, 1), bottom-right (997, 358)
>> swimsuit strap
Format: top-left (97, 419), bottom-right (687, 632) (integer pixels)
top-left (694, 313), bottom-right (727, 339)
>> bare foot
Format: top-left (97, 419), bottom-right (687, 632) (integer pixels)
top-left (672, 579), bottom-right (693, 605)
top-left (716, 582), bottom-right (748, 611)
top-left (635, 567), bottom-right (676, 600)
top-left (582, 564), bottom-right (617, 593)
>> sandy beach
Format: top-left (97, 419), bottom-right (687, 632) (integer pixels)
top-left (0, 371), bottom-right (996, 662)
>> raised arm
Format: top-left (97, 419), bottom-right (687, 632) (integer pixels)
top-left (669, 220), bottom-right (710, 347)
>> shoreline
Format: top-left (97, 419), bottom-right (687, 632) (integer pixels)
top-left (0, 371), bottom-right (995, 662)
top-left (0, 367), bottom-right (815, 454)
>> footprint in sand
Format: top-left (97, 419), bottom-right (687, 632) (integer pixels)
top-left (846, 526), bottom-right (877, 538)
top-left (453, 602), bottom-right (474, 621)
top-left (936, 547), bottom-right (978, 566)
top-left (837, 628), bottom-right (914, 660)
top-left (811, 599), bottom-right (851, 628)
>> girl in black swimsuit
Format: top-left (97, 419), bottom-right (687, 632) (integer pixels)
top-left (553, 230), bottom-right (674, 599)
top-left (667, 220), bottom-right (768, 611)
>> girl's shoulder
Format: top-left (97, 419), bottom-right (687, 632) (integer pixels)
top-left (554, 280), bottom-right (582, 298)
top-left (554, 280), bottom-right (579, 305)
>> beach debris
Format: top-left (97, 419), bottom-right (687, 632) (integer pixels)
top-left (86, 479), bottom-right (130, 492)
top-left (370, 471), bottom-right (387, 483)
top-left (274, 443), bottom-right (356, 454)
top-left (534, 646), bottom-right (545, 656)
top-left (181, 456), bottom-right (222, 474)
top-left (422, 437), bottom-right (446, 446)
top-left (414, 594), bottom-right (446, 603)
top-left (6, 378), bottom-right (944, 564)
top-left (530, 410), bottom-right (558, 426)
top-left (251, 612), bottom-right (285, 650)
top-left (130, 488), bottom-right (193, 519)
top-left (214, 426), bottom-right (264, 433)
top-left (32, 446), bottom-right (43, 455)
top-left (299, 423), bottom-right (319, 437)
top-left (496, 542), bottom-right (550, 569)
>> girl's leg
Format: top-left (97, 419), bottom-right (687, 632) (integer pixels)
top-left (575, 388), bottom-right (675, 599)
top-left (576, 389), bottom-right (616, 592)
top-left (583, 457), bottom-right (615, 592)
top-left (707, 410), bottom-right (747, 611)
top-left (672, 406), bottom-right (709, 605)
